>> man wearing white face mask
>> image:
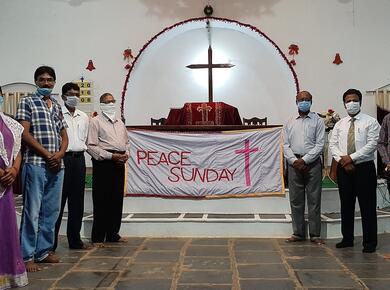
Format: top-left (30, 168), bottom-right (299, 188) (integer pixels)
top-left (87, 93), bottom-right (129, 247)
top-left (329, 89), bottom-right (380, 253)
top-left (53, 83), bottom-right (90, 251)
top-left (283, 91), bottom-right (325, 244)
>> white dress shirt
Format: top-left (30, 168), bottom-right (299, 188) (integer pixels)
top-left (62, 106), bottom-right (89, 152)
top-left (283, 111), bottom-right (325, 165)
top-left (329, 112), bottom-right (380, 164)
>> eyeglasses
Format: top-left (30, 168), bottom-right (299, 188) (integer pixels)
top-left (101, 100), bottom-right (116, 104)
top-left (37, 77), bottom-right (55, 83)
top-left (64, 94), bottom-right (80, 97)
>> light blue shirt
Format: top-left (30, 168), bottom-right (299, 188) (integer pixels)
top-left (283, 111), bottom-right (325, 165)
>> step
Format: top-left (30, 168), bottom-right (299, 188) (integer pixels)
top-left (14, 181), bottom-right (390, 239)
top-left (15, 205), bottom-right (390, 239)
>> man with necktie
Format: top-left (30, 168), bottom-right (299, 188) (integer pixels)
top-left (329, 89), bottom-right (380, 253)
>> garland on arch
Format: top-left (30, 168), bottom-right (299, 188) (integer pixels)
top-left (120, 16), bottom-right (300, 118)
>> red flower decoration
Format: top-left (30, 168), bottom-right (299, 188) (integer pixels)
top-left (124, 64), bottom-right (131, 70)
top-left (333, 53), bottom-right (343, 65)
top-left (328, 109), bottom-right (334, 114)
top-left (123, 49), bottom-right (134, 61)
top-left (288, 44), bottom-right (299, 55)
top-left (290, 59), bottom-right (296, 66)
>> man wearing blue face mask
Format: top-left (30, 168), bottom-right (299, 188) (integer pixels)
top-left (53, 83), bottom-right (90, 252)
top-left (16, 66), bottom-right (68, 271)
top-left (329, 88), bottom-right (380, 253)
top-left (283, 91), bottom-right (325, 245)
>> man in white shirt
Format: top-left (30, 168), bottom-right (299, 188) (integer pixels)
top-left (53, 83), bottom-right (90, 250)
top-left (329, 88), bottom-right (380, 253)
top-left (283, 91), bottom-right (325, 244)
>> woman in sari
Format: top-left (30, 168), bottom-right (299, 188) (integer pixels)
top-left (0, 86), bottom-right (28, 289)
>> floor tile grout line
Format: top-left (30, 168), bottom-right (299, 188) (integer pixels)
top-left (274, 240), bottom-right (304, 289)
top-left (48, 244), bottom-right (103, 289)
top-left (323, 244), bottom-right (369, 290)
top-left (229, 238), bottom-right (241, 290)
top-left (107, 237), bottom-right (148, 288)
top-left (170, 238), bottom-right (192, 290)
top-left (237, 278), bottom-right (295, 281)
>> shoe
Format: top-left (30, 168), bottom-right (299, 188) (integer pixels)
top-left (362, 247), bottom-right (376, 253)
top-left (310, 238), bottom-right (325, 245)
top-left (335, 240), bottom-right (353, 248)
top-left (285, 236), bottom-right (305, 243)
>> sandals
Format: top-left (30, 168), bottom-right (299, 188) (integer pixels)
top-left (285, 236), bottom-right (305, 243)
top-left (310, 238), bottom-right (325, 245)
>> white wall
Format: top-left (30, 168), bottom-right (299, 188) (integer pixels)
top-left (1, 0), bottom-right (389, 123)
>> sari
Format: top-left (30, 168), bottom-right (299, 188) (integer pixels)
top-left (0, 112), bottom-right (28, 289)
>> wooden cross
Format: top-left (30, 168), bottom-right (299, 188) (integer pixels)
top-left (187, 45), bottom-right (234, 103)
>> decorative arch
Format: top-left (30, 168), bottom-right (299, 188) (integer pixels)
top-left (121, 16), bottom-right (299, 122)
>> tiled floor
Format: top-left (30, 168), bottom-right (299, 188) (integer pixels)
top-left (24, 234), bottom-right (390, 290)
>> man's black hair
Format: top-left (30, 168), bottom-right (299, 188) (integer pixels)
top-left (343, 88), bottom-right (362, 104)
top-left (62, 82), bottom-right (80, 95)
top-left (34, 66), bottom-right (56, 81)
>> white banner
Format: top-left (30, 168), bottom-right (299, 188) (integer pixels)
top-left (126, 128), bottom-right (284, 198)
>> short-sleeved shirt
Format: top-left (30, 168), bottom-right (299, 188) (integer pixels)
top-left (62, 106), bottom-right (89, 152)
top-left (15, 93), bottom-right (67, 167)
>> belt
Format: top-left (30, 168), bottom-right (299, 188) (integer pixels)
top-left (107, 150), bottom-right (126, 154)
top-left (65, 151), bottom-right (84, 157)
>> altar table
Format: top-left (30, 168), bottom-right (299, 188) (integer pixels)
top-left (165, 102), bottom-right (242, 125)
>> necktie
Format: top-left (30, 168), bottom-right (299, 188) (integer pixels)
top-left (347, 117), bottom-right (356, 155)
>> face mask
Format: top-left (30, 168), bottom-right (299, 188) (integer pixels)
top-left (64, 95), bottom-right (79, 108)
top-left (100, 103), bottom-right (116, 121)
top-left (37, 87), bottom-right (52, 97)
top-left (345, 101), bottom-right (360, 115)
top-left (297, 100), bottom-right (311, 113)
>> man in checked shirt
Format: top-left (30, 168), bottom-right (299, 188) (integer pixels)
top-left (16, 66), bottom-right (68, 272)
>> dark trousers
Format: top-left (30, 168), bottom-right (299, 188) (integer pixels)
top-left (54, 153), bottom-right (86, 250)
top-left (337, 161), bottom-right (377, 249)
top-left (91, 158), bottom-right (125, 243)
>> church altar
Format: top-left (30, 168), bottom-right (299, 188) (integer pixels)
top-left (165, 102), bottom-right (242, 125)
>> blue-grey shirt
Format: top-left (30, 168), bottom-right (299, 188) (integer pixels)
top-left (15, 93), bottom-right (67, 167)
top-left (283, 111), bottom-right (325, 165)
